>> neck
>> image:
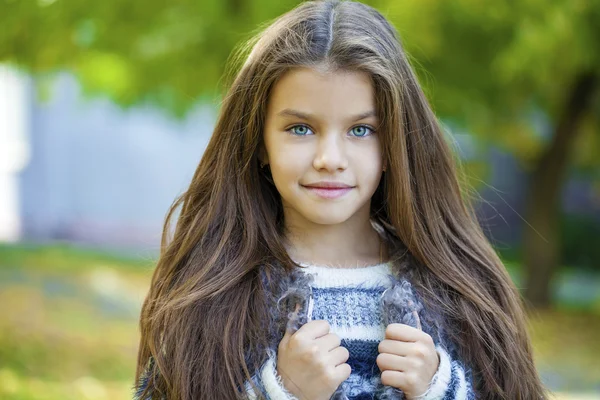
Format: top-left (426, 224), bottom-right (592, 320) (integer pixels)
top-left (282, 209), bottom-right (387, 268)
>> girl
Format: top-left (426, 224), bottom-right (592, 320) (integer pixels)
top-left (134, 1), bottom-right (549, 399)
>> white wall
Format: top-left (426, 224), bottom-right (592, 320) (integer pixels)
top-left (0, 66), bottom-right (31, 242)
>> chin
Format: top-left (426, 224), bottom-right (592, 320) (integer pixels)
top-left (300, 208), bottom-right (354, 225)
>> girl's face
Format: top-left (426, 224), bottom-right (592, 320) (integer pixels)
top-left (262, 67), bottom-right (384, 226)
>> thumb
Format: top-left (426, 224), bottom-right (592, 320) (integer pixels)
top-left (283, 302), bottom-right (302, 340)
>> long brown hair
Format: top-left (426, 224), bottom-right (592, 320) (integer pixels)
top-left (135, 1), bottom-right (549, 398)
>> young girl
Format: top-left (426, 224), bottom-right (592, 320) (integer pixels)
top-left (134, 1), bottom-right (549, 399)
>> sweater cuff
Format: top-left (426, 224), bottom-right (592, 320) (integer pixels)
top-left (412, 345), bottom-right (452, 400)
top-left (259, 351), bottom-right (299, 400)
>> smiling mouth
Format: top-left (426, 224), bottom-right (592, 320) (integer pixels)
top-left (301, 185), bottom-right (354, 199)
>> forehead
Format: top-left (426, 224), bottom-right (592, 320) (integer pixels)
top-left (267, 67), bottom-right (378, 122)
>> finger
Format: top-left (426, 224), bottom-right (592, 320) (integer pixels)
top-left (376, 352), bottom-right (410, 372)
top-left (378, 339), bottom-right (412, 357)
top-left (314, 332), bottom-right (341, 352)
top-left (295, 319), bottom-right (331, 340)
top-left (384, 323), bottom-right (424, 342)
top-left (328, 346), bottom-right (350, 366)
top-left (333, 362), bottom-right (352, 381)
top-left (380, 370), bottom-right (407, 389)
top-left (413, 310), bottom-right (422, 331)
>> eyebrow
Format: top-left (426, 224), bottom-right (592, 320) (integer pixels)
top-left (276, 108), bottom-right (377, 122)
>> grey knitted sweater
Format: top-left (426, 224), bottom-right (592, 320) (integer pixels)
top-left (244, 260), bottom-right (476, 400)
top-left (134, 227), bottom-right (477, 399)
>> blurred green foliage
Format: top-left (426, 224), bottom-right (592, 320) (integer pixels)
top-left (0, 0), bottom-right (304, 115)
top-left (496, 211), bottom-right (600, 271)
top-left (561, 213), bottom-right (600, 270)
top-left (389, 0), bottom-right (600, 174)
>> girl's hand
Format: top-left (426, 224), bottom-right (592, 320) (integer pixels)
top-left (376, 323), bottom-right (439, 399)
top-left (276, 319), bottom-right (351, 400)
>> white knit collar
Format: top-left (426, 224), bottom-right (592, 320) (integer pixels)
top-left (296, 261), bottom-right (394, 289)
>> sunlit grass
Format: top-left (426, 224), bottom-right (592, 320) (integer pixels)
top-left (0, 241), bottom-right (154, 273)
top-left (0, 243), bottom-right (152, 400)
top-left (0, 367), bottom-right (133, 400)
top-left (529, 308), bottom-right (600, 393)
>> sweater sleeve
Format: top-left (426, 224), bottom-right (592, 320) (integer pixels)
top-left (412, 344), bottom-right (476, 400)
top-left (245, 348), bottom-right (299, 400)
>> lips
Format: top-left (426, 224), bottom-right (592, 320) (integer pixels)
top-left (301, 183), bottom-right (354, 199)
top-left (302, 182), bottom-right (354, 189)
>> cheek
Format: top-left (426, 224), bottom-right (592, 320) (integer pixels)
top-left (363, 165), bottom-right (384, 191)
top-left (269, 153), bottom-right (304, 186)
top-left (269, 146), bottom-right (309, 178)
top-left (353, 145), bottom-right (383, 183)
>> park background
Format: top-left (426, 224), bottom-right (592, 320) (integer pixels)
top-left (0, 0), bottom-right (599, 399)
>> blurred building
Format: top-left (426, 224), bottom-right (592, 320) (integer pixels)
top-left (3, 67), bottom-right (215, 255)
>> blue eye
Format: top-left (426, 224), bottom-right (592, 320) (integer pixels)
top-left (288, 125), bottom-right (314, 136)
top-left (286, 124), bottom-right (376, 137)
top-left (350, 125), bottom-right (375, 137)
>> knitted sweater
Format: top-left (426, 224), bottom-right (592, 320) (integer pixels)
top-left (244, 261), bottom-right (475, 400)
top-left (134, 230), bottom-right (477, 399)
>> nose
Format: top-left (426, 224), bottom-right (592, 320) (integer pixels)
top-left (312, 132), bottom-right (348, 172)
